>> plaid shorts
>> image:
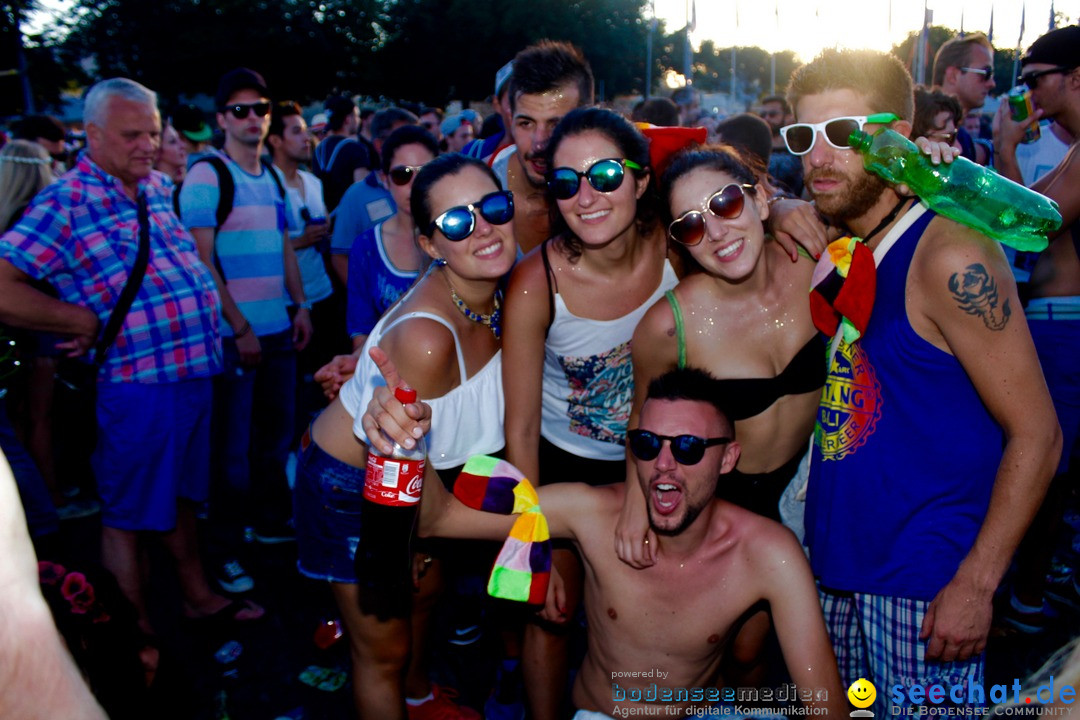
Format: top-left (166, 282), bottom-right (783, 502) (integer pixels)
top-left (819, 587), bottom-right (985, 714)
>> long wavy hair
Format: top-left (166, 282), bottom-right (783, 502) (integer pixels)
top-left (0, 140), bottom-right (54, 232)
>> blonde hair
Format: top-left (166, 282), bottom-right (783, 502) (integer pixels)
top-left (0, 140), bottom-right (54, 232)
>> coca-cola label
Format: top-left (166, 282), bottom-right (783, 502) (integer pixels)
top-left (364, 454), bottom-right (425, 506)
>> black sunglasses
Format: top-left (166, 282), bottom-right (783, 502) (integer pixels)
top-left (667, 183), bottom-right (755, 246)
top-left (1019, 66), bottom-right (1075, 90)
top-left (547, 158), bottom-right (642, 200)
top-left (428, 191), bottom-right (514, 242)
top-left (388, 165), bottom-right (424, 186)
top-left (627, 429), bottom-right (731, 466)
top-left (223, 102), bottom-right (271, 119)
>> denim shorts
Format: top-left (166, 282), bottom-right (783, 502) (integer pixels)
top-left (294, 431), bottom-right (365, 583)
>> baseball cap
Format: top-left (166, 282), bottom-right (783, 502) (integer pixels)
top-left (495, 60), bottom-right (514, 97)
top-left (309, 113), bottom-right (328, 134)
top-left (1021, 25), bottom-right (1080, 68)
top-left (171, 104), bottom-right (212, 143)
top-left (441, 114), bottom-right (466, 137)
top-left (215, 68), bottom-right (269, 108)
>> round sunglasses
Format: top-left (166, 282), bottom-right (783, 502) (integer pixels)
top-left (388, 165), bottom-right (424, 186)
top-left (546, 158), bottom-right (642, 200)
top-left (667, 183), bottom-right (755, 246)
top-left (223, 102), bottom-right (271, 120)
top-left (428, 191), bottom-right (514, 242)
top-left (779, 113), bottom-right (899, 155)
top-left (627, 429), bottom-right (731, 466)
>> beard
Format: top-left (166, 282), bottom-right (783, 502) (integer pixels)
top-left (807, 167), bottom-right (888, 223)
top-left (648, 494), bottom-right (708, 537)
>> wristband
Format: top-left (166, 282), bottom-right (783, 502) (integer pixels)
top-left (234, 320), bottom-right (252, 338)
top-left (298, 300), bottom-right (313, 310)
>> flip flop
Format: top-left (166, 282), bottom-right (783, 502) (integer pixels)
top-left (184, 598), bottom-right (265, 627)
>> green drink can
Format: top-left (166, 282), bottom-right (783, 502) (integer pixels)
top-left (1008, 90), bottom-right (1041, 144)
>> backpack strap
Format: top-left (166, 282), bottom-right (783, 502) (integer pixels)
top-left (190, 155), bottom-right (235, 229)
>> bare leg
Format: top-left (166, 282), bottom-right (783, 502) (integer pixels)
top-left (523, 546), bottom-right (582, 720)
top-left (405, 555), bottom-right (442, 699)
top-left (101, 525), bottom-right (150, 634)
top-left (165, 502), bottom-right (262, 619)
top-left (334, 582), bottom-right (410, 720)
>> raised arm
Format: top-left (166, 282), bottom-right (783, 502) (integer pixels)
top-left (614, 296), bottom-right (680, 568)
top-left (912, 225), bottom-right (1061, 662)
top-left (502, 249), bottom-right (553, 483)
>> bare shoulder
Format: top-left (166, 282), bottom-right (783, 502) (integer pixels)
top-left (913, 217), bottom-right (1011, 282)
top-left (537, 481), bottom-right (624, 540)
top-left (379, 315), bottom-right (459, 398)
top-left (712, 501), bottom-right (806, 567)
top-left (506, 242), bottom-right (550, 295)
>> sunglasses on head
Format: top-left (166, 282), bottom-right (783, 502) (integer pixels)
top-left (1019, 66), bottom-right (1076, 90)
top-left (780, 113), bottom-right (899, 155)
top-left (388, 165), bottom-right (424, 186)
top-left (223, 102), bottom-right (271, 119)
top-left (547, 158), bottom-right (642, 200)
top-left (627, 429), bottom-right (731, 466)
top-left (960, 66), bottom-right (994, 80)
top-left (667, 183), bottom-right (755, 246)
top-left (428, 190), bottom-right (514, 242)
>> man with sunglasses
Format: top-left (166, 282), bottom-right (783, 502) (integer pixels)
top-left (181, 68), bottom-right (313, 591)
top-left (491, 40), bottom-right (594, 254)
top-left (376, 365), bottom-right (846, 719)
top-left (991, 25), bottom-right (1080, 633)
top-left (787, 49), bottom-right (1059, 708)
top-left (932, 33), bottom-right (996, 164)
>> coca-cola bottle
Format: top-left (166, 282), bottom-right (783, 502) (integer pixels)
top-left (355, 386), bottom-right (427, 620)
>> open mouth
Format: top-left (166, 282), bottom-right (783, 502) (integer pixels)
top-left (652, 482), bottom-right (682, 515)
top-left (580, 209), bottom-right (610, 222)
top-left (715, 238), bottom-right (744, 261)
top-left (474, 240), bottom-right (502, 258)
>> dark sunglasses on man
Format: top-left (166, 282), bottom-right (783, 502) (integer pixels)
top-left (223, 102), bottom-right (271, 119)
top-left (627, 429), bottom-right (731, 466)
top-left (1019, 65), bottom-right (1077, 90)
top-left (960, 66), bottom-right (994, 80)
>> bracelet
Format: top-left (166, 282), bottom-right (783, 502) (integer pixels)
top-left (234, 320), bottom-right (252, 338)
top-left (298, 300), bottom-right (313, 310)
top-left (767, 195), bottom-right (787, 206)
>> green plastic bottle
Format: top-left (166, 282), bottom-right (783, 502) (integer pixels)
top-left (848, 128), bottom-right (1061, 252)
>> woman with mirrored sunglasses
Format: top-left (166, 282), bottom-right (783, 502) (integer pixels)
top-left (296, 153), bottom-right (515, 720)
top-left (501, 107), bottom-right (680, 720)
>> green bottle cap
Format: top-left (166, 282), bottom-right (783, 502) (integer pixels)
top-left (848, 129), bottom-right (871, 151)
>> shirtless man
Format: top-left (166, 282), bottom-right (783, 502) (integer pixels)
top-left (363, 360), bottom-right (846, 719)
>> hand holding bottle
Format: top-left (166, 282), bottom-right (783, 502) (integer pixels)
top-left (359, 346), bottom-right (432, 454)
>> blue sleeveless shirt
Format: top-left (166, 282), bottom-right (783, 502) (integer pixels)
top-left (805, 206), bottom-right (1002, 600)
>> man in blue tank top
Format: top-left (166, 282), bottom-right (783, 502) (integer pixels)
top-left (787, 49), bottom-right (1061, 710)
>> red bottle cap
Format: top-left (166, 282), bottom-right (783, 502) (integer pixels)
top-left (394, 386), bottom-right (417, 404)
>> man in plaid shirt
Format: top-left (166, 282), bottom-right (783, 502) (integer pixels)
top-left (0, 78), bottom-right (264, 642)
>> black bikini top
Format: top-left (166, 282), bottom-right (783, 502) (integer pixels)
top-left (665, 290), bottom-right (826, 421)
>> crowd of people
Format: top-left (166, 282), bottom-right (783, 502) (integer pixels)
top-left (0, 23), bottom-right (1079, 720)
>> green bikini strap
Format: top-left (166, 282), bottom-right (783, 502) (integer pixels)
top-left (664, 289), bottom-right (686, 370)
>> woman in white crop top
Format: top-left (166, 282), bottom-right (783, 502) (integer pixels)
top-left (294, 154), bottom-right (516, 720)
top-left (501, 108), bottom-right (681, 720)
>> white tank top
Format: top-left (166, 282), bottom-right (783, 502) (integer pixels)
top-left (338, 301), bottom-right (504, 470)
top-left (539, 259), bottom-right (678, 461)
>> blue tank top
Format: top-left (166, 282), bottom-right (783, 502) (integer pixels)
top-left (805, 207), bottom-right (1002, 600)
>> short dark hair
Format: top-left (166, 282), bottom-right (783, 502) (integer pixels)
top-left (932, 33), bottom-right (993, 87)
top-left (631, 98), bottom-right (680, 127)
top-left (544, 107), bottom-right (658, 261)
top-left (760, 95), bottom-right (790, 114)
top-left (670, 87), bottom-right (698, 108)
top-left (418, 106), bottom-right (443, 121)
top-left (715, 113), bottom-right (773, 168)
top-left (325, 95), bottom-right (356, 132)
top-left (268, 101), bottom-right (302, 139)
top-left (371, 107), bottom-right (420, 143)
top-left (411, 153), bottom-right (502, 236)
top-left (645, 367), bottom-right (734, 437)
top-left (380, 126), bottom-right (440, 174)
top-left (11, 114), bottom-right (65, 143)
top-left (912, 85), bottom-right (962, 140)
top-left (660, 144), bottom-right (758, 219)
top-left (509, 40), bottom-right (594, 112)
top-left (788, 48), bottom-right (914, 123)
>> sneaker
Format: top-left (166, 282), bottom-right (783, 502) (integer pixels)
top-left (406, 685), bottom-right (481, 720)
top-left (1046, 573), bottom-right (1080, 612)
top-left (252, 520), bottom-right (296, 545)
top-left (999, 592), bottom-right (1058, 634)
top-left (55, 498), bottom-right (102, 521)
top-left (217, 560), bottom-right (254, 594)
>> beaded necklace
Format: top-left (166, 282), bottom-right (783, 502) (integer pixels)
top-left (443, 269), bottom-right (502, 339)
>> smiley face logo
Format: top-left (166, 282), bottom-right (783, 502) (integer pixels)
top-left (848, 678), bottom-right (877, 709)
